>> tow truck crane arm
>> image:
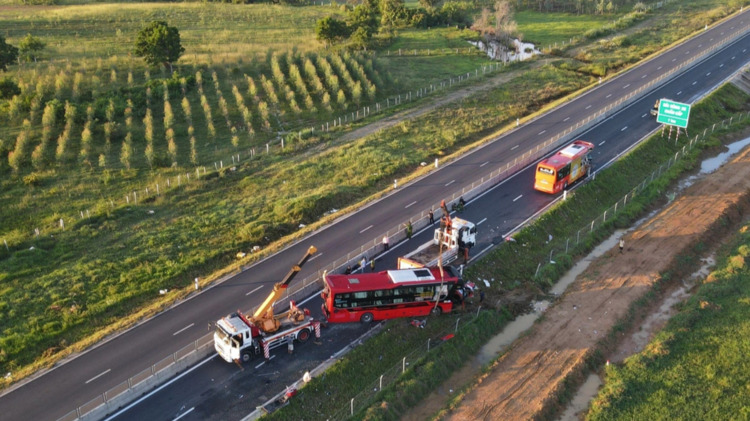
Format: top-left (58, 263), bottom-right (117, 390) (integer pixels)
top-left (251, 245), bottom-right (317, 332)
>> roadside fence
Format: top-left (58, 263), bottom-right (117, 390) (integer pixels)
top-left (52, 21), bottom-right (750, 421)
top-left (530, 111), bottom-right (750, 285)
top-left (326, 308), bottom-right (488, 420)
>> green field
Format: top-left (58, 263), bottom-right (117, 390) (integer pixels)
top-left (0, 0), bottom-right (744, 389)
top-left (588, 220), bottom-right (750, 420)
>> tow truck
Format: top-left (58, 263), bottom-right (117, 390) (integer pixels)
top-left (398, 200), bottom-right (476, 269)
top-left (214, 246), bottom-right (321, 362)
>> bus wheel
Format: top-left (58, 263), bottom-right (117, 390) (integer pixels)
top-left (241, 351), bottom-right (252, 362)
top-left (431, 306), bottom-right (442, 316)
top-left (360, 312), bottom-right (374, 323)
top-left (296, 328), bottom-right (311, 343)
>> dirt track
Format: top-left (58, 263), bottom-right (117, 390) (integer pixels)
top-left (440, 142), bottom-right (750, 420)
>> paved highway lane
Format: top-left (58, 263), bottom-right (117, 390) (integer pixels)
top-left (92, 20), bottom-right (750, 421)
top-left (2, 10), bottom-right (749, 421)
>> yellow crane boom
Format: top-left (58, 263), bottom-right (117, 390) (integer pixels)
top-left (251, 245), bottom-right (317, 332)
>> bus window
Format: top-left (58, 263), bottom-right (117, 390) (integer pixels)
top-left (557, 164), bottom-right (570, 180)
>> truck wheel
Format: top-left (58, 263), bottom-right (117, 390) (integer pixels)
top-left (241, 351), bottom-right (252, 362)
top-left (360, 312), bottom-right (374, 323)
top-left (296, 328), bottom-right (311, 343)
top-left (430, 306), bottom-right (442, 316)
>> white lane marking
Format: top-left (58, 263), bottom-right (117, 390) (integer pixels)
top-left (641, 74), bottom-right (647, 79)
top-left (706, 72), bottom-right (711, 76)
top-left (605, 94), bottom-right (612, 98)
top-left (173, 323), bottom-right (195, 336)
top-left (563, 117), bottom-right (570, 122)
top-left (246, 285), bottom-right (264, 296)
top-left (585, 105), bottom-right (592, 109)
top-left (676, 91), bottom-right (682, 95)
top-left (538, 130), bottom-right (546, 135)
top-left (692, 81), bottom-right (697, 85)
top-left (405, 201), bottom-right (417, 208)
top-left (513, 195), bottom-right (523, 202)
top-left (732, 56), bottom-right (736, 60)
top-left (445, 180), bottom-right (455, 186)
top-left (623, 83), bottom-right (630, 89)
top-left (657, 66), bottom-right (663, 70)
top-left (103, 356), bottom-right (217, 421)
top-left (255, 355), bottom-right (276, 369)
top-left (480, 161), bottom-right (489, 167)
top-left (599, 141), bottom-right (606, 146)
top-left (173, 407), bottom-right (195, 421)
top-left (85, 369), bottom-right (111, 384)
top-left (720, 63), bottom-right (724, 67)
top-left (309, 253), bottom-right (322, 261)
top-left (642, 113), bottom-right (648, 118)
top-left (477, 218), bottom-right (487, 225)
top-left (359, 225), bottom-right (373, 234)
top-left (621, 126), bottom-right (628, 132)
top-left (511, 145), bottom-right (519, 150)
top-left (672, 58), bottom-right (677, 62)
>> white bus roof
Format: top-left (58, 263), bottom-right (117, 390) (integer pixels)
top-left (558, 142), bottom-right (587, 158)
top-left (386, 268), bottom-right (436, 284)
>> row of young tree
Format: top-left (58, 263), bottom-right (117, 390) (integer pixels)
top-left (0, 51), bottom-right (388, 174)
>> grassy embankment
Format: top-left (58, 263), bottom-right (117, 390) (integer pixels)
top-left (267, 85), bottom-right (750, 421)
top-left (0, 3), bottom-right (612, 381)
top-left (0, 0), bottom-right (741, 388)
top-left (265, 6), bottom-right (750, 421)
top-left (587, 213), bottom-right (750, 419)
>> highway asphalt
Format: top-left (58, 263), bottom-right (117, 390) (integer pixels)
top-left (2, 9), bottom-right (749, 421)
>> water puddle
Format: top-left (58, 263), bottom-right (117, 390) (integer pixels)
top-left (674, 136), bottom-right (750, 192)
top-left (700, 136), bottom-right (750, 173)
top-left (554, 138), bottom-right (750, 420)
top-left (408, 137), bottom-right (747, 420)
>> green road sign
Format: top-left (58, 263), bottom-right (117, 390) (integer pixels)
top-left (656, 99), bottom-right (691, 128)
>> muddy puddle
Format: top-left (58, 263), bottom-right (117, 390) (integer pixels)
top-left (407, 136), bottom-right (749, 420)
top-left (556, 135), bottom-right (750, 420)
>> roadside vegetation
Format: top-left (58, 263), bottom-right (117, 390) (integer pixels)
top-left (0, 0), bottom-right (744, 393)
top-left (587, 216), bottom-right (750, 419)
top-left (268, 82), bottom-right (750, 421)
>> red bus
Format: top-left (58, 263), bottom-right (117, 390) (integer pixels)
top-left (321, 266), bottom-right (474, 323)
top-left (534, 140), bottom-right (594, 194)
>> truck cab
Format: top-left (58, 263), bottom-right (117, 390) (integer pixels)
top-left (451, 217), bottom-right (477, 250)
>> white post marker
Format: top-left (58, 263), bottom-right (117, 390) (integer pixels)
top-left (435, 158), bottom-right (438, 168)
top-left (394, 179), bottom-right (398, 189)
top-left (194, 278), bottom-right (199, 290)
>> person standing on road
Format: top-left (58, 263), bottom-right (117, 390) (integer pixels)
top-left (360, 256), bottom-right (367, 272)
top-left (370, 259), bottom-right (375, 272)
top-left (383, 235), bottom-right (390, 251)
top-left (406, 221), bottom-right (413, 240)
top-left (619, 238), bottom-right (625, 254)
top-left (429, 209), bottom-right (435, 225)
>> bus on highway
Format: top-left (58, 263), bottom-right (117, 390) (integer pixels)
top-left (321, 266), bottom-right (474, 323)
top-left (534, 140), bottom-right (594, 194)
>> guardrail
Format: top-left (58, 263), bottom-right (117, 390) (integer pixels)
top-left (58, 14), bottom-right (750, 421)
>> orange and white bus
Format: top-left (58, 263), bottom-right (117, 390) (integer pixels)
top-left (534, 140), bottom-right (594, 194)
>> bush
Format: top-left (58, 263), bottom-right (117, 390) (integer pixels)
top-left (0, 77), bottom-right (20, 99)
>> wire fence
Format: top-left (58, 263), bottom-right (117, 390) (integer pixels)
top-left (7, 13), bottom-right (749, 260)
top-left (51, 20), bottom-right (750, 421)
top-left (532, 112), bottom-right (750, 282)
top-left (321, 109), bottom-right (750, 421)
top-left (326, 308), bottom-right (486, 421)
